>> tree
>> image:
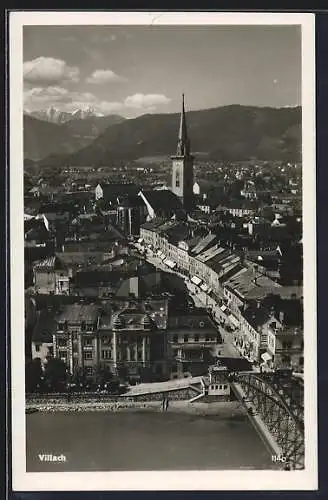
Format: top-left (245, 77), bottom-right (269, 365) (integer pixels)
top-left (43, 357), bottom-right (68, 392)
top-left (94, 363), bottom-right (113, 389)
top-left (25, 358), bottom-right (43, 393)
top-left (70, 366), bottom-right (89, 391)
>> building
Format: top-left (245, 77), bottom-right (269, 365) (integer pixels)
top-left (171, 94), bottom-right (194, 211)
top-left (33, 256), bottom-right (71, 295)
top-left (167, 309), bottom-right (221, 378)
top-left (138, 190), bottom-right (183, 221)
top-left (53, 303), bottom-right (101, 377)
top-left (116, 195), bottom-right (146, 235)
top-left (95, 182), bottom-right (139, 204)
top-left (99, 304), bottom-right (167, 381)
top-left (207, 365), bottom-right (231, 399)
top-left (31, 310), bottom-right (56, 365)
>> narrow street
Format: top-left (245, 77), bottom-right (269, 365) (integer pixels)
top-left (137, 246), bottom-right (244, 362)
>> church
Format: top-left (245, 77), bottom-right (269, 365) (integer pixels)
top-left (138, 94), bottom-right (195, 221)
top-left (116, 95), bottom-right (195, 234)
top-left (171, 93), bottom-right (195, 211)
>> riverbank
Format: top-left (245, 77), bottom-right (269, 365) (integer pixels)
top-left (26, 399), bottom-right (246, 416)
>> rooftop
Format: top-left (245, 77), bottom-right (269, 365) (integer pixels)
top-left (225, 267), bottom-right (282, 300)
top-left (196, 245), bottom-right (226, 263)
top-left (191, 233), bottom-right (217, 256)
top-left (140, 190), bottom-right (183, 212)
top-left (168, 310), bottom-right (217, 331)
top-left (56, 303), bottom-right (100, 323)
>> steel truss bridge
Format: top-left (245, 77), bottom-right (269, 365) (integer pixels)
top-left (233, 372), bottom-right (304, 470)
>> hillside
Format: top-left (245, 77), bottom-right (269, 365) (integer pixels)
top-left (63, 114), bottom-right (125, 139)
top-left (27, 105), bottom-right (302, 164)
top-left (24, 114), bottom-right (126, 161)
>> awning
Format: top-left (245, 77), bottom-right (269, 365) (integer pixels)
top-left (261, 352), bottom-right (272, 362)
top-left (220, 305), bottom-right (227, 312)
top-left (191, 276), bottom-right (202, 286)
top-left (164, 259), bottom-right (177, 269)
top-left (200, 283), bottom-right (209, 292)
top-left (228, 315), bottom-right (240, 328)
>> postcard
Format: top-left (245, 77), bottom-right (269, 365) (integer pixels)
top-left (10, 10), bottom-right (317, 491)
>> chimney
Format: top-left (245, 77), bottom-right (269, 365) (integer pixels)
top-left (256, 300), bottom-right (261, 309)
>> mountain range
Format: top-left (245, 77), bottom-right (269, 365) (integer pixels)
top-left (24, 113), bottom-right (126, 161)
top-left (24, 105), bottom-right (301, 164)
top-left (26, 105), bottom-right (106, 124)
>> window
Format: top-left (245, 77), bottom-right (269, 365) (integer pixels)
top-left (83, 338), bottom-right (93, 347)
top-left (83, 351), bottom-right (93, 360)
top-left (199, 321), bottom-right (205, 328)
top-left (102, 349), bottom-right (112, 359)
top-left (184, 335), bottom-right (189, 343)
top-left (172, 335), bottom-right (178, 343)
top-left (57, 338), bottom-right (67, 347)
top-left (194, 335), bottom-right (199, 342)
top-left (205, 336), bottom-right (210, 342)
top-left (223, 385), bottom-right (228, 390)
top-left (175, 170), bottom-right (180, 188)
top-left (48, 346), bottom-right (53, 356)
top-left (138, 350), bottom-right (143, 360)
top-left (85, 366), bottom-right (93, 376)
top-left (102, 336), bottom-right (111, 345)
top-left (35, 344), bottom-right (40, 352)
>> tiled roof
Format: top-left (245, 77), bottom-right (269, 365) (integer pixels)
top-left (168, 311), bottom-right (217, 331)
top-left (56, 303), bottom-right (100, 323)
top-left (140, 218), bottom-right (167, 231)
top-left (33, 256), bottom-right (57, 270)
top-left (98, 182), bottom-right (140, 199)
top-left (196, 245), bottom-right (226, 263)
top-left (225, 267), bottom-right (281, 300)
top-left (191, 233), bottom-right (217, 256)
top-left (140, 190), bottom-right (182, 211)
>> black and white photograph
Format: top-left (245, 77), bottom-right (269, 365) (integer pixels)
top-left (10, 11), bottom-right (317, 491)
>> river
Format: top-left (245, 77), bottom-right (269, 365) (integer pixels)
top-left (26, 411), bottom-right (275, 471)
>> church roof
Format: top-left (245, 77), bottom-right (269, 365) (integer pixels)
top-left (140, 190), bottom-right (182, 212)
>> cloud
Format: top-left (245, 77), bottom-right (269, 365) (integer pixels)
top-left (24, 87), bottom-right (171, 117)
top-left (23, 57), bottom-right (80, 85)
top-left (86, 69), bottom-right (127, 84)
top-left (124, 93), bottom-right (171, 110)
top-left (24, 86), bottom-right (97, 107)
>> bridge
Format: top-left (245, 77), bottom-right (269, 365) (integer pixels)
top-left (229, 371), bottom-right (304, 470)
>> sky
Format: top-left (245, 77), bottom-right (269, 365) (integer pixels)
top-left (23, 24), bottom-right (302, 118)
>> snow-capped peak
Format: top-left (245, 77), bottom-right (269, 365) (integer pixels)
top-left (26, 106), bottom-right (104, 124)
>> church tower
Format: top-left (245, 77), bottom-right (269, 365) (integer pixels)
top-left (171, 94), bottom-right (194, 211)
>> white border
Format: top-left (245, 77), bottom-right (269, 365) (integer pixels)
top-left (10, 11), bottom-right (317, 491)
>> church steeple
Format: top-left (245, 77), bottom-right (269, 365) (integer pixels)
top-left (171, 93), bottom-right (194, 212)
top-left (176, 93), bottom-right (190, 156)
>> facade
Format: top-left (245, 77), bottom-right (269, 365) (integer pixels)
top-left (171, 94), bottom-right (194, 211)
top-left (50, 301), bottom-right (171, 381)
top-left (274, 326), bottom-right (303, 372)
top-left (33, 256), bottom-right (71, 295)
top-left (207, 366), bottom-right (231, 398)
top-left (116, 196), bottom-right (146, 236)
top-left (167, 310), bottom-right (221, 378)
